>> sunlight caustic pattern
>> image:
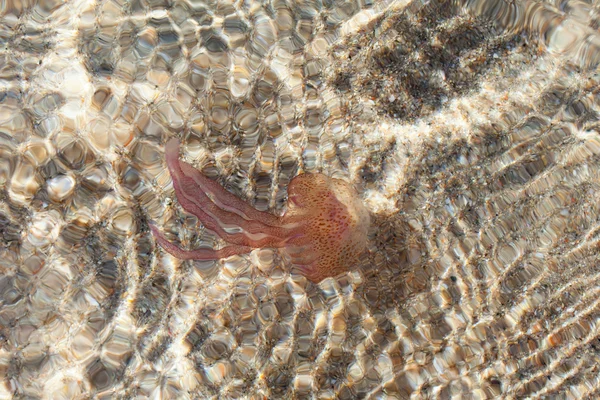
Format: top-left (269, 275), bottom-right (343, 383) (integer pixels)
top-left (3, 0), bottom-right (600, 398)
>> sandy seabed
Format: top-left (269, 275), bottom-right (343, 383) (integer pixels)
top-left (2, 0), bottom-right (600, 398)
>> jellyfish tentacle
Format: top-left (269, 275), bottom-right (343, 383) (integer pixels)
top-left (150, 225), bottom-right (253, 260)
top-left (166, 139), bottom-right (281, 226)
top-left (165, 139), bottom-right (300, 246)
top-left (164, 141), bottom-right (297, 248)
top-left (282, 233), bottom-right (312, 247)
top-left (178, 161), bottom-right (299, 237)
top-left (152, 138), bottom-right (371, 283)
top-left (170, 161), bottom-right (293, 249)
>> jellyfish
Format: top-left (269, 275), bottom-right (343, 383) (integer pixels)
top-left (150, 138), bottom-right (371, 282)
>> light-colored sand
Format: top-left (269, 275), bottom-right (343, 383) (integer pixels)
top-left (1, 0), bottom-right (600, 398)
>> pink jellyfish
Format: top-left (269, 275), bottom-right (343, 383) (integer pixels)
top-left (150, 138), bottom-right (370, 283)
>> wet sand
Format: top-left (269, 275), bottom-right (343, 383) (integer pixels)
top-left (1, 0), bottom-right (600, 398)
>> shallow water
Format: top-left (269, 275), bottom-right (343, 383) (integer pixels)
top-left (2, 0), bottom-right (600, 398)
